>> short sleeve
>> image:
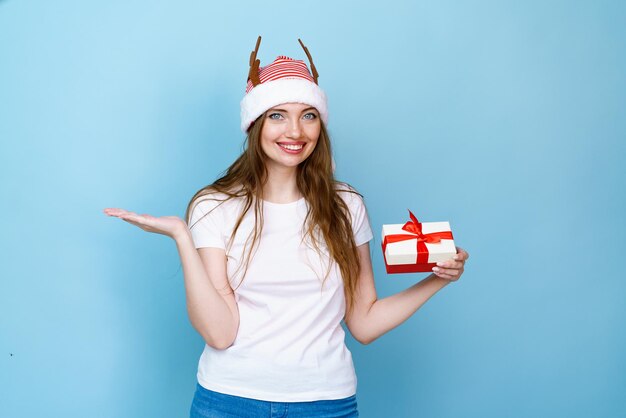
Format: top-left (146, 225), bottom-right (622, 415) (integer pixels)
top-left (188, 197), bottom-right (226, 249)
top-left (341, 189), bottom-right (374, 247)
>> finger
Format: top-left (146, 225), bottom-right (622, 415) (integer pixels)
top-left (454, 247), bottom-right (469, 261)
top-left (433, 266), bottom-right (460, 276)
top-left (439, 268), bottom-right (460, 279)
top-left (105, 208), bottom-right (133, 217)
top-left (121, 213), bottom-right (143, 223)
top-left (122, 213), bottom-right (154, 228)
top-left (436, 260), bottom-right (464, 269)
top-left (103, 208), bottom-right (123, 216)
top-left (121, 218), bottom-right (141, 227)
top-left (122, 215), bottom-right (154, 228)
top-left (433, 270), bottom-right (458, 281)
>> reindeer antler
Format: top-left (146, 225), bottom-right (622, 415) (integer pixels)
top-left (248, 36), bottom-right (262, 87)
top-left (298, 38), bottom-right (319, 84)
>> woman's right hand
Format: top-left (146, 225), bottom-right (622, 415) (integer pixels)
top-left (103, 207), bottom-right (189, 241)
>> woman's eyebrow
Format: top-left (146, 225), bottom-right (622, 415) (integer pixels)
top-left (269, 107), bottom-right (318, 113)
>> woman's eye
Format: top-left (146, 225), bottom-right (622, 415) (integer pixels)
top-left (303, 113), bottom-right (317, 120)
top-left (268, 113), bottom-right (283, 120)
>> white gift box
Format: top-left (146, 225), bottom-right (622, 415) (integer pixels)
top-left (382, 220), bottom-right (456, 273)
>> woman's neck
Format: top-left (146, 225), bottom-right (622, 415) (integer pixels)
top-left (262, 165), bottom-right (301, 204)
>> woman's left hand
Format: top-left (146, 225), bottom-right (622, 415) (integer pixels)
top-left (431, 246), bottom-right (469, 282)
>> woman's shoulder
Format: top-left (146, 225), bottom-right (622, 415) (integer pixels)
top-left (334, 182), bottom-right (366, 208)
top-left (334, 181), bottom-right (359, 194)
top-left (335, 181), bottom-right (363, 195)
top-left (189, 187), bottom-right (245, 217)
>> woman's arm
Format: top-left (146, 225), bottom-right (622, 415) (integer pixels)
top-left (175, 229), bottom-right (239, 350)
top-left (344, 242), bottom-right (467, 345)
top-left (103, 208), bottom-right (239, 350)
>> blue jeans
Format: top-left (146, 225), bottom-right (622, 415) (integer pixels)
top-left (190, 383), bottom-right (359, 417)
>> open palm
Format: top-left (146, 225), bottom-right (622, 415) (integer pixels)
top-left (103, 207), bottom-right (188, 240)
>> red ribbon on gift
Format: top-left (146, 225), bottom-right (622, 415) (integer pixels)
top-left (382, 210), bottom-right (454, 265)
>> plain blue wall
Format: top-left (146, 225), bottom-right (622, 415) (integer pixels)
top-left (1, 0), bottom-right (624, 417)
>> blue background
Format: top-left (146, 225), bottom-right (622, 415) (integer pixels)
top-left (1, 1), bottom-right (624, 417)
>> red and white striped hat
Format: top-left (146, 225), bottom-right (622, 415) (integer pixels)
top-left (240, 36), bottom-right (328, 133)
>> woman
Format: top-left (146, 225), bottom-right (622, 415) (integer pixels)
top-left (104, 36), bottom-right (469, 418)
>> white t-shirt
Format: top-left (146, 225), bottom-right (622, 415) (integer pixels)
top-left (188, 187), bottom-right (373, 402)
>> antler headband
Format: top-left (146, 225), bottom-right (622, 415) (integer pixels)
top-left (247, 36), bottom-right (320, 87)
top-left (248, 36), bottom-right (262, 87)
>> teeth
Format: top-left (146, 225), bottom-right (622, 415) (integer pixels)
top-left (279, 144), bottom-right (303, 151)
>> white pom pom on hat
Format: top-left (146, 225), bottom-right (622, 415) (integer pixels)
top-left (240, 36), bottom-right (328, 133)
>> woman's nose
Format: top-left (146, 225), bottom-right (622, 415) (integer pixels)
top-left (286, 118), bottom-right (303, 138)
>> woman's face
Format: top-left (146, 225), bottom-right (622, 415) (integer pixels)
top-left (259, 102), bottom-right (321, 171)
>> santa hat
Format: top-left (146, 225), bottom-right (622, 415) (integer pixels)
top-left (240, 36), bottom-right (328, 133)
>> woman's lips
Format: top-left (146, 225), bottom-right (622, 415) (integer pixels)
top-left (277, 142), bottom-right (305, 154)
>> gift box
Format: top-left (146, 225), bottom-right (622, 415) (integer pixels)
top-left (382, 210), bottom-right (457, 274)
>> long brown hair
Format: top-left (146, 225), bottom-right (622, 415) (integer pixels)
top-left (184, 110), bottom-right (363, 317)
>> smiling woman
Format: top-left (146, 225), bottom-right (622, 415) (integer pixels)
top-left (103, 35), bottom-right (468, 418)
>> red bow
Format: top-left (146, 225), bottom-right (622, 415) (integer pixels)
top-left (382, 210), bottom-right (453, 264)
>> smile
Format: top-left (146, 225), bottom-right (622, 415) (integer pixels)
top-left (277, 142), bottom-right (305, 154)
